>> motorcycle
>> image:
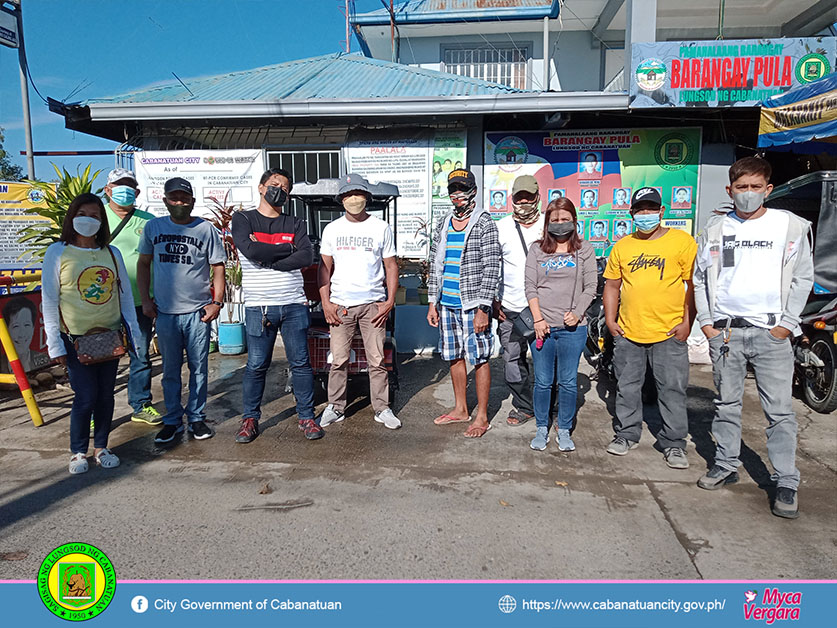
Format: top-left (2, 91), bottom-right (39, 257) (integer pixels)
top-left (584, 256), bottom-right (614, 380)
top-left (794, 293), bottom-right (837, 414)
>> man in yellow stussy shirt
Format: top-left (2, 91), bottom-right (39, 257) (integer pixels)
top-left (603, 187), bottom-right (697, 469)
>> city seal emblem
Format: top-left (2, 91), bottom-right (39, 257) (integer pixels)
top-left (37, 542), bottom-right (116, 621)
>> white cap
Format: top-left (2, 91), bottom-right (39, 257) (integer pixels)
top-left (107, 168), bottom-right (138, 185)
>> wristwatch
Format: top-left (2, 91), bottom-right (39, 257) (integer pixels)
top-left (211, 300), bottom-right (222, 307)
top-left (478, 304), bottom-right (492, 315)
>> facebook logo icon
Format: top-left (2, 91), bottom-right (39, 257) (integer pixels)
top-left (131, 595), bottom-right (149, 613)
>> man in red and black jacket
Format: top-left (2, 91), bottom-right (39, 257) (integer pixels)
top-left (230, 167), bottom-right (323, 442)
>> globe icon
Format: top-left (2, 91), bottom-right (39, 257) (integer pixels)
top-left (498, 595), bottom-right (517, 614)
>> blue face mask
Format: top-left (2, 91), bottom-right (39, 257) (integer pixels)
top-left (633, 213), bottom-right (661, 233)
top-left (110, 185), bottom-right (136, 207)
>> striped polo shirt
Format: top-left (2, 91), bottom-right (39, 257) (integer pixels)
top-left (439, 220), bottom-right (466, 309)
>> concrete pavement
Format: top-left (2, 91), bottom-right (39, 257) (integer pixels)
top-left (0, 350), bottom-right (835, 580)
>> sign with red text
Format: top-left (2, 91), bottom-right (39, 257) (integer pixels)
top-left (630, 37), bottom-right (836, 108)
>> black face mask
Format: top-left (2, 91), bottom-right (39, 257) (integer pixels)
top-left (547, 222), bottom-right (576, 239)
top-left (264, 186), bottom-right (288, 208)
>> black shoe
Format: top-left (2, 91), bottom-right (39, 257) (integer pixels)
top-left (188, 421), bottom-right (214, 440)
top-left (154, 423), bottom-right (184, 444)
top-left (772, 487), bottom-right (799, 519)
top-left (697, 464), bottom-right (739, 490)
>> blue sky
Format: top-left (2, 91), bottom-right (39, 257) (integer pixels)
top-left (0, 0), bottom-right (382, 184)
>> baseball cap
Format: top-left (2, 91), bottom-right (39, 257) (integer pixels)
top-left (631, 187), bottom-right (662, 208)
top-left (163, 177), bottom-right (194, 196)
top-left (337, 172), bottom-right (372, 198)
top-left (447, 168), bottom-right (476, 190)
top-left (512, 175), bottom-right (539, 197)
top-left (107, 168), bottom-right (137, 185)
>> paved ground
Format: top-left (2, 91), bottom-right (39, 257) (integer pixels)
top-left (0, 349), bottom-right (835, 580)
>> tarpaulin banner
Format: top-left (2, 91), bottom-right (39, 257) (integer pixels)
top-left (758, 72), bottom-right (837, 148)
top-left (0, 181), bottom-right (51, 272)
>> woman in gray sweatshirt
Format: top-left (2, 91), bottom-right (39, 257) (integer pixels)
top-left (524, 197), bottom-right (597, 452)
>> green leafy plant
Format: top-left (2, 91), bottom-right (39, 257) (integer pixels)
top-left (205, 190), bottom-right (244, 322)
top-left (16, 163), bottom-right (102, 262)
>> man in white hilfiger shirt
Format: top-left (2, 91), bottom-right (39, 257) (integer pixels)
top-left (317, 173), bottom-right (401, 430)
top-left (693, 156), bottom-right (814, 520)
top-left (494, 174), bottom-right (544, 426)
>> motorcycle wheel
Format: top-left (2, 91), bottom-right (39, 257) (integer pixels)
top-left (803, 332), bottom-right (837, 414)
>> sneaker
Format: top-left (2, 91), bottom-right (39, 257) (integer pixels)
top-left (89, 418), bottom-right (94, 432)
top-left (154, 423), bottom-right (185, 444)
top-left (556, 428), bottom-right (575, 452)
top-left (606, 436), bottom-right (639, 456)
top-left (772, 487), bottom-right (799, 519)
top-left (188, 421), bottom-right (214, 440)
top-left (94, 448), bottom-right (120, 469)
top-left (530, 426), bottom-right (548, 451)
top-left (131, 404), bottom-right (163, 425)
top-left (664, 447), bottom-right (689, 469)
top-left (299, 419), bottom-right (325, 440)
top-left (69, 453), bottom-right (88, 474)
top-left (697, 464), bottom-right (739, 490)
top-left (235, 418), bottom-right (259, 443)
top-left (318, 404), bottom-right (345, 427)
top-left (374, 408), bottom-right (402, 429)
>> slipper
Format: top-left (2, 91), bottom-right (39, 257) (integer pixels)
top-left (434, 414), bottom-right (470, 425)
top-left (464, 423), bottom-right (492, 438)
top-left (506, 412), bottom-right (534, 426)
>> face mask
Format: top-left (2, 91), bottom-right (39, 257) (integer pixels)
top-left (449, 188), bottom-right (477, 219)
top-left (73, 216), bottom-right (101, 238)
top-left (633, 213), bottom-right (661, 233)
top-left (512, 199), bottom-right (540, 225)
top-left (109, 185), bottom-right (136, 207)
top-left (732, 190), bottom-right (765, 214)
top-left (264, 185), bottom-right (288, 208)
top-left (164, 201), bottom-right (194, 221)
top-left (343, 196), bottom-right (367, 215)
top-left (547, 222), bottom-right (576, 239)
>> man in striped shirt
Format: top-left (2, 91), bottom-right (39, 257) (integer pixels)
top-left (230, 168), bottom-right (323, 442)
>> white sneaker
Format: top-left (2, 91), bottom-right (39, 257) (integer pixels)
top-left (374, 408), bottom-right (402, 429)
top-left (319, 404), bottom-right (345, 427)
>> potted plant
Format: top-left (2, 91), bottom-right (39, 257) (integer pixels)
top-left (414, 219), bottom-right (433, 305)
top-left (207, 193), bottom-right (246, 355)
top-left (395, 257), bottom-right (408, 305)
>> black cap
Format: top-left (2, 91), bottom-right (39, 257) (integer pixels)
top-left (447, 168), bottom-right (476, 190)
top-left (631, 186), bottom-right (662, 208)
top-left (164, 177), bottom-right (193, 196)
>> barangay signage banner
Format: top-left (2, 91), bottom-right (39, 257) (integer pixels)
top-left (484, 128), bottom-right (700, 256)
top-left (630, 37), bottom-right (836, 108)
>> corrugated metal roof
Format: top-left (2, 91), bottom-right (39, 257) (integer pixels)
top-left (85, 53), bottom-right (523, 104)
top-left (352, 0), bottom-right (560, 24)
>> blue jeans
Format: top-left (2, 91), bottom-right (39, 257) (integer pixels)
top-left (127, 305), bottom-right (154, 413)
top-left (243, 305), bottom-right (314, 421)
top-left (156, 311), bottom-right (210, 426)
top-left (62, 334), bottom-right (119, 454)
top-left (530, 325), bottom-right (587, 430)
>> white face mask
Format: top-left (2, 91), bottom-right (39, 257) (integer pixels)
top-left (732, 190), bottom-right (766, 214)
top-left (73, 216), bottom-right (101, 237)
top-left (343, 196), bottom-right (367, 215)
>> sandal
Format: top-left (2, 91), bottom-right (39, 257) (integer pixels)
top-left (434, 414), bottom-right (470, 425)
top-left (95, 448), bottom-right (120, 469)
top-left (69, 453), bottom-right (88, 474)
top-left (464, 423), bottom-right (492, 438)
top-left (506, 411), bottom-right (533, 426)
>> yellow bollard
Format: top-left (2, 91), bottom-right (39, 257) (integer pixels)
top-left (0, 312), bottom-right (43, 426)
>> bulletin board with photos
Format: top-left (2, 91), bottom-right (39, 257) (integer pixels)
top-left (484, 128), bottom-right (701, 256)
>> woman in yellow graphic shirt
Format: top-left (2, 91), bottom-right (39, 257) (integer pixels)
top-left (42, 193), bottom-right (140, 474)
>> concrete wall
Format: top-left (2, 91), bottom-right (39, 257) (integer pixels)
top-left (696, 143), bottom-right (736, 232)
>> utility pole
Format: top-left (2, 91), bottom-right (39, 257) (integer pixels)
top-left (1, 0), bottom-right (34, 179)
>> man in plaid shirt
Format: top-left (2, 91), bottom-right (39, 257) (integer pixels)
top-left (427, 169), bottom-right (501, 437)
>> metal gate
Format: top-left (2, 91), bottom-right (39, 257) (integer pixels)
top-left (266, 149), bottom-right (341, 235)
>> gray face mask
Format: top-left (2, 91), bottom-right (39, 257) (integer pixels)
top-left (732, 190), bottom-right (766, 214)
top-left (547, 222), bottom-right (576, 239)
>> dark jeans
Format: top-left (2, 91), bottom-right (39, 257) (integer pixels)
top-left (127, 305), bottom-right (154, 413)
top-left (497, 311), bottom-right (533, 416)
top-left (62, 334), bottom-right (119, 454)
top-left (613, 335), bottom-right (689, 449)
top-left (243, 304), bottom-right (314, 421)
top-left (156, 311), bottom-right (210, 425)
top-left (530, 325), bottom-right (587, 430)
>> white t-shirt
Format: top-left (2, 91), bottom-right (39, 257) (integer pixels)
top-left (320, 215), bottom-right (396, 307)
top-left (497, 214), bottom-right (544, 311)
top-left (715, 209), bottom-right (788, 328)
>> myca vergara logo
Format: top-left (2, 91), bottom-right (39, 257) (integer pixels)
top-left (743, 588), bottom-right (801, 624)
top-left (38, 542), bottom-right (116, 621)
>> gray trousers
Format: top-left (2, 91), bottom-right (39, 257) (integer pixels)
top-left (707, 327), bottom-right (799, 489)
top-left (497, 311), bottom-right (534, 416)
top-left (613, 335), bottom-right (689, 449)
